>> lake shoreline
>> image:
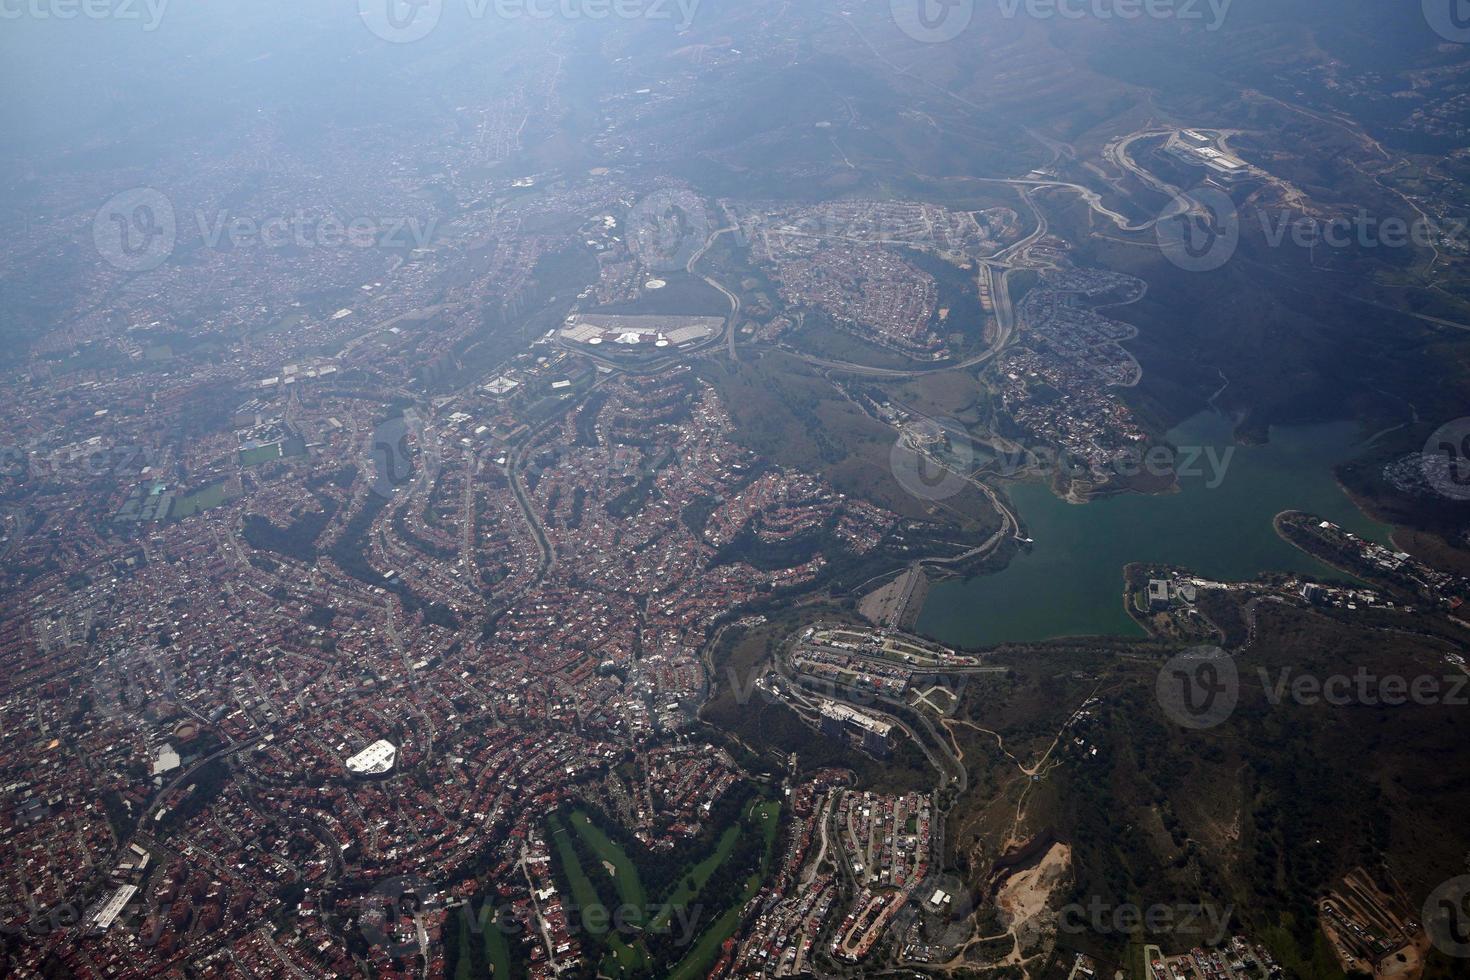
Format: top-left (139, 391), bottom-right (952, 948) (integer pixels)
top-left (916, 412), bottom-right (1396, 648)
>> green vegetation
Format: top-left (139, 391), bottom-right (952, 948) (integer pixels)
top-left (452, 916), bottom-right (475, 980)
top-left (541, 791), bottom-right (784, 979)
top-left (446, 899), bottom-right (520, 980)
top-left (548, 810), bottom-right (653, 979)
top-left (242, 497), bottom-right (337, 562)
top-left (158, 758), bottom-right (229, 828)
top-left (239, 443), bottom-right (283, 467)
top-left (697, 354), bottom-right (991, 526)
top-left (170, 482), bottom-right (231, 519)
top-left (328, 491), bottom-right (460, 630)
top-left (1261, 921), bottom-right (1346, 980)
top-left (548, 812), bottom-right (603, 921)
top-left (603, 935), bottom-right (649, 977)
top-left (948, 604), bottom-right (1470, 968)
top-left (701, 613), bottom-right (937, 794)
top-left (650, 823), bottom-right (739, 931)
top-left (568, 811), bottom-right (648, 918)
top-left (666, 799), bottom-right (782, 980)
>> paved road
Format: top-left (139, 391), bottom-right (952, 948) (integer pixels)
top-left (687, 224), bottom-right (743, 361)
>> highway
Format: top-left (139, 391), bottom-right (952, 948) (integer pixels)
top-left (783, 176), bottom-right (1055, 380)
top-left (684, 223), bottom-right (744, 361)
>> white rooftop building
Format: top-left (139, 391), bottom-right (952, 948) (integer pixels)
top-left (345, 740), bottom-right (398, 776)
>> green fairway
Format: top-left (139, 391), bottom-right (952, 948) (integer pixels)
top-left (171, 482), bottom-right (230, 519)
top-left (602, 935), bottom-right (649, 976)
top-left (484, 913), bottom-right (514, 978)
top-left (550, 812), bottom-right (652, 978)
top-left (666, 800), bottom-right (783, 980)
top-left (548, 813), bottom-right (602, 931)
top-left (454, 922), bottom-right (474, 980)
top-left (547, 801), bottom-right (783, 979)
top-left (570, 810), bottom-right (648, 917)
top-left (452, 901), bottom-right (516, 979)
top-left (239, 443), bottom-right (283, 467)
top-left (651, 823), bottom-right (740, 931)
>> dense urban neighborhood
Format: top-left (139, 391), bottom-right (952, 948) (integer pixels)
top-left (6, 1), bottom-right (1470, 979)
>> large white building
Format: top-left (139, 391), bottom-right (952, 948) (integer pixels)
top-left (345, 740), bottom-right (397, 777)
top-left (1165, 131), bottom-right (1254, 184)
top-left (86, 884), bottom-right (138, 935)
top-left (559, 313), bottom-right (721, 352)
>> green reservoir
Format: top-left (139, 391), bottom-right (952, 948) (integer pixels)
top-left (916, 411), bottom-right (1394, 647)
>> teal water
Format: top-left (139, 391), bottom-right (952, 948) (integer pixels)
top-left (915, 411), bottom-right (1394, 647)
